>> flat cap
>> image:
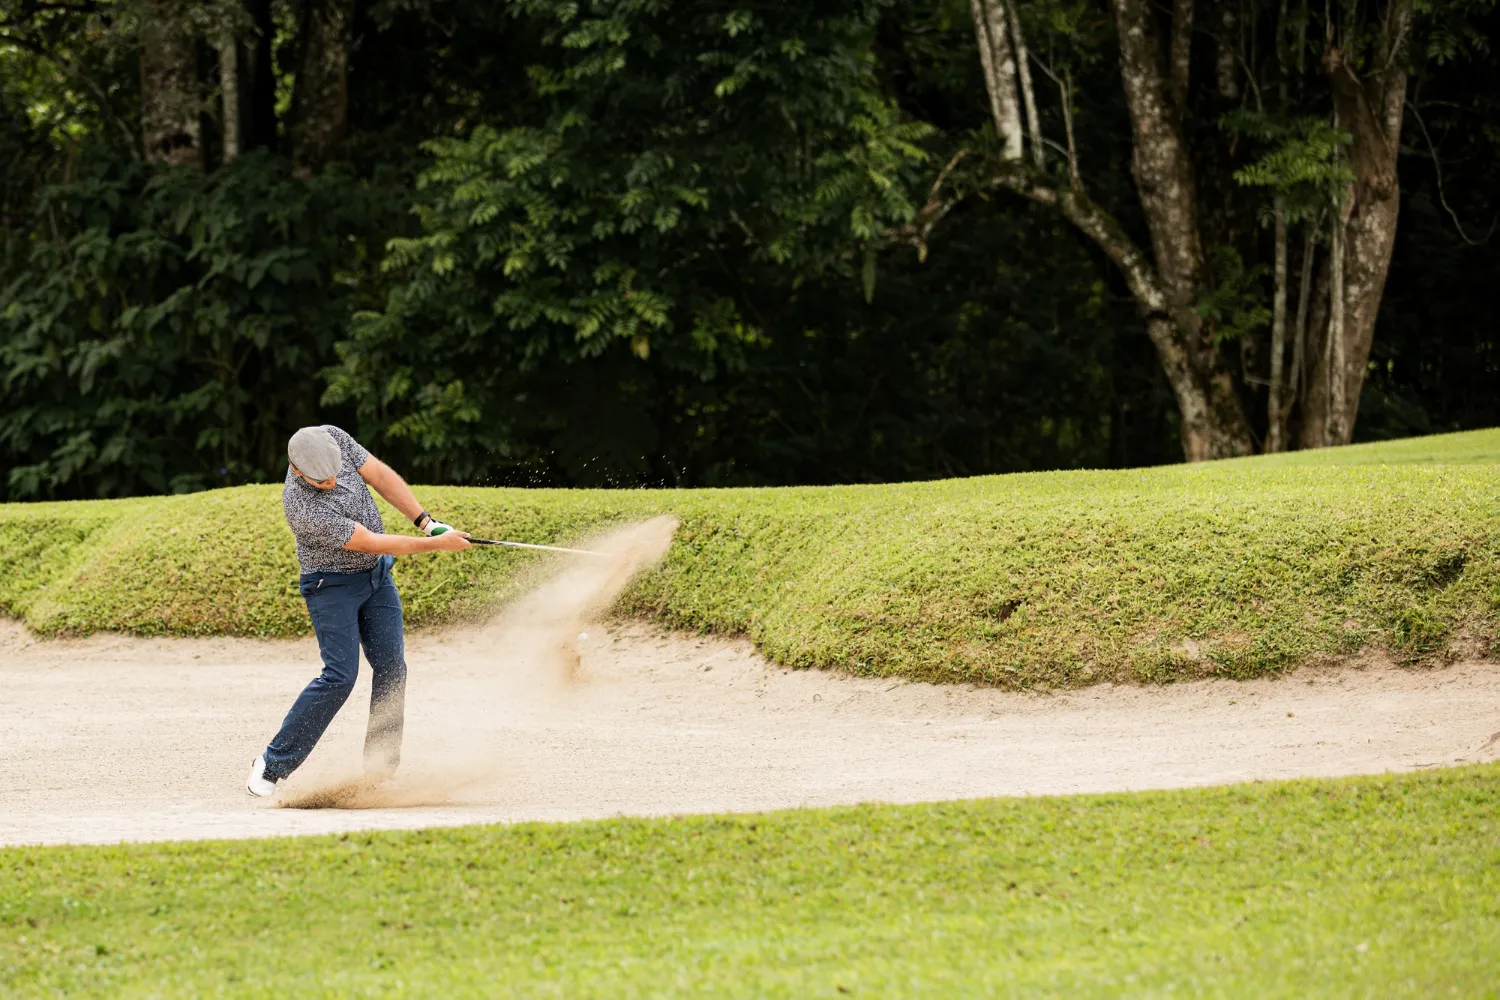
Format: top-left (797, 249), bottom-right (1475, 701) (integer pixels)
top-left (287, 426), bottom-right (341, 481)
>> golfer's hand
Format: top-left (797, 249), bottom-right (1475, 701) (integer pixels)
top-left (422, 518), bottom-right (456, 537)
top-left (430, 530), bottom-right (471, 552)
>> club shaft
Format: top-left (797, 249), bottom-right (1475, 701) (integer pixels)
top-left (469, 538), bottom-right (607, 556)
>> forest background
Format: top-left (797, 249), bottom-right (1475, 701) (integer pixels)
top-left (2, 0), bottom-right (1497, 499)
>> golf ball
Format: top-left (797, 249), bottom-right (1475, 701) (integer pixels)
top-left (578, 632), bottom-right (589, 643)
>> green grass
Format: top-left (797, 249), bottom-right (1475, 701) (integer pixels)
top-left (3, 428), bottom-right (1499, 688)
top-left (1250, 427), bottom-right (1500, 467)
top-left (6, 438), bottom-right (1497, 995)
top-left (3, 764), bottom-right (1497, 997)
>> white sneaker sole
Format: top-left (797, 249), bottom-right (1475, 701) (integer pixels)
top-left (246, 756), bottom-right (277, 798)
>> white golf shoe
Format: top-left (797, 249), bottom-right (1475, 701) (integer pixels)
top-left (246, 755), bottom-right (278, 798)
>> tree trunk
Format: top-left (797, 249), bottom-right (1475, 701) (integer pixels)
top-left (1108, 0), bottom-right (1254, 459)
top-left (219, 31), bottom-right (248, 161)
top-left (990, 163), bottom-right (1252, 461)
top-left (1325, 202), bottom-right (1348, 442)
top-left (1266, 197), bottom-right (1289, 451)
top-left (1289, 217), bottom-right (1318, 423)
top-left (289, 0), bottom-right (357, 172)
top-left (1216, 2), bottom-right (1240, 100)
top-left (1002, 0), bottom-right (1043, 168)
top-left (970, 0), bottom-right (1024, 159)
top-left (957, 0), bottom-right (1257, 460)
top-left (1298, 6), bottom-right (1408, 447)
top-left (956, 0), bottom-right (1412, 460)
top-left (1330, 180), bottom-right (1401, 439)
top-left (139, 2), bottom-right (203, 168)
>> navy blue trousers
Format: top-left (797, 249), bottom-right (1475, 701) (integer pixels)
top-left (263, 555), bottom-right (407, 781)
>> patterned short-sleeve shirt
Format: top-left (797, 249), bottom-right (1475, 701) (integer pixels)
top-left (282, 425), bottom-right (384, 575)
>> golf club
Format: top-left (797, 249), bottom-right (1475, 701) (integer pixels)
top-left (430, 524), bottom-right (607, 556)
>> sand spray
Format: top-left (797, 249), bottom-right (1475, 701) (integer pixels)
top-left (276, 515), bottom-right (678, 809)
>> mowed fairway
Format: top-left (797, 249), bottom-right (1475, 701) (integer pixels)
top-left (3, 429), bottom-right (1500, 994)
top-left (3, 766), bottom-right (1499, 997)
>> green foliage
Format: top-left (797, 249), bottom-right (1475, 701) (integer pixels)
top-left (1413, 0), bottom-right (1497, 64)
top-left (0, 153), bottom-right (391, 499)
top-left (0, 1), bottom-right (137, 157)
top-left (3, 764), bottom-right (1499, 995)
top-left (7, 0), bottom-right (1500, 498)
top-left (328, 0), bottom-right (935, 482)
top-left (1220, 111), bottom-right (1354, 223)
top-left (4, 430), bottom-right (1498, 687)
top-left (1195, 245), bottom-right (1273, 343)
top-left (4, 0), bottom-right (1174, 495)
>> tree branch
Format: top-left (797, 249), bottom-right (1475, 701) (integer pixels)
top-left (1030, 56), bottom-right (1082, 190)
top-left (1406, 99), bottom-right (1497, 246)
top-left (989, 159), bottom-right (1170, 316)
top-left (969, 0), bottom-right (1024, 159)
top-left (1002, 0), bottom-right (1044, 168)
top-left (882, 149), bottom-right (971, 258)
top-left (1378, 0), bottom-right (1413, 139)
top-left (991, 156), bottom-right (1249, 458)
top-left (886, 151), bottom-right (1169, 318)
top-left (1170, 0), bottom-right (1193, 108)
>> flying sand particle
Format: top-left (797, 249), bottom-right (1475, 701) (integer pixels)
top-left (277, 516), bottom-right (678, 811)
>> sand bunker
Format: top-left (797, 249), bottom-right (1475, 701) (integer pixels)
top-left (2, 516), bottom-right (1498, 846)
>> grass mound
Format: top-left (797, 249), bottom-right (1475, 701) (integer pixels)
top-left (3, 428), bottom-right (1499, 687)
top-left (3, 764), bottom-right (1498, 996)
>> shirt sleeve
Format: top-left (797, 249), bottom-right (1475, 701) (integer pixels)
top-left (324, 425), bottom-right (370, 470)
top-left (288, 512), bottom-right (358, 551)
top-left (286, 506), bottom-right (359, 551)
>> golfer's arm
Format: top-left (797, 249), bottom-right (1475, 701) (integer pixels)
top-left (358, 455), bottom-right (426, 524)
top-left (344, 523), bottom-right (445, 556)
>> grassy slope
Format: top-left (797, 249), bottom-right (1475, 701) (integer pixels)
top-left (1251, 427), bottom-right (1500, 467)
top-left (3, 428), bottom-right (1498, 687)
top-left (3, 765), bottom-right (1497, 997)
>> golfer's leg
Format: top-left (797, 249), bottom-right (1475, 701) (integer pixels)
top-left (262, 589), bottom-right (361, 780)
top-left (359, 571), bottom-right (407, 777)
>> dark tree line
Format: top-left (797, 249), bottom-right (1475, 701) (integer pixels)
top-left (2, 0), bottom-right (1497, 498)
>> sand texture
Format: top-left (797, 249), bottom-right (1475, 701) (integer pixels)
top-left (3, 517), bottom-right (1498, 846)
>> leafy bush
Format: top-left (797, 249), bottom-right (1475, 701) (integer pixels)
top-left (328, 0), bottom-right (935, 484)
top-left (0, 154), bottom-right (391, 500)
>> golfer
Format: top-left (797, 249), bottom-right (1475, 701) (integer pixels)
top-left (246, 425), bottom-right (470, 797)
